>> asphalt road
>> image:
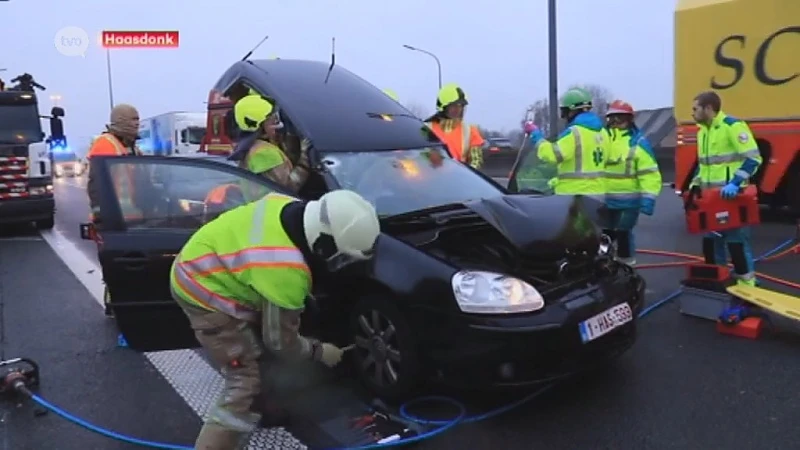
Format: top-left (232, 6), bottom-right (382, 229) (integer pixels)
top-left (1, 174), bottom-right (799, 450)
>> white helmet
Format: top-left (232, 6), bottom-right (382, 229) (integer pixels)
top-left (303, 189), bottom-right (380, 271)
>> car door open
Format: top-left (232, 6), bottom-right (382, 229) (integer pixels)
top-left (85, 155), bottom-right (282, 352)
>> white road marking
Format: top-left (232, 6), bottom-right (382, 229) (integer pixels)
top-left (39, 229), bottom-right (305, 449)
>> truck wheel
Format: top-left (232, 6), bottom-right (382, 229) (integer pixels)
top-left (36, 216), bottom-right (55, 230)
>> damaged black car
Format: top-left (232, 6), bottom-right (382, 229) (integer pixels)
top-left (83, 58), bottom-right (646, 400)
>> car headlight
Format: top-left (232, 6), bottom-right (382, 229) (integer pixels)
top-left (451, 270), bottom-right (545, 314)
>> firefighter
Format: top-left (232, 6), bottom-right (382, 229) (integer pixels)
top-left (232, 95), bottom-right (309, 193)
top-left (171, 189), bottom-right (380, 449)
top-left (526, 88), bottom-right (609, 197)
top-left (690, 91), bottom-right (762, 286)
top-left (602, 100), bottom-right (662, 265)
top-left (86, 104), bottom-right (144, 223)
top-left (424, 83), bottom-right (485, 169)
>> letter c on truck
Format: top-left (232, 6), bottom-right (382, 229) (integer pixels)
top-left (754, 26), bottom-right (800, 86)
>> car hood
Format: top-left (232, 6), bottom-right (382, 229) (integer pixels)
top-left (461, 194), bottom-right (603, 258)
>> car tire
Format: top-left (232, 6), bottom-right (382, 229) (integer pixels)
top-left (349, 295), bottom-right (422, 401)
top-left (35, 216), bottom-right (55, 230)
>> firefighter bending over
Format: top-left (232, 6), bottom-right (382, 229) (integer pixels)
top-left (526, 88), bottom-right (609, 197)
top-left (690, 91), bottom-right (762, 286)
top-left (603, 100), bottom-right (662, 265)
top-left (171, 189), bottom-right (380, 449)
top-left (424, 83), bottom-right (485, 169)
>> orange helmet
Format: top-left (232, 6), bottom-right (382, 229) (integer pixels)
top-left (606, 100), bottom-right (634, 116)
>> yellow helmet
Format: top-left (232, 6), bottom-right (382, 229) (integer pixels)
top-left (234, 95), bottom-right (274, 132)
top-left (383, 89), bottom-right (399, 101)
top-left (435, 83), bottom-right (468, 112)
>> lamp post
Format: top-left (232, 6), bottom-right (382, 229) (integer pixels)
top-left (49, 94), bottom-right (62, 106)
top-left (547, 0), bottom-right (559, 138)
top-left (106, 48), bottom-right (114, 112)
top-left (402, 44), bottom-right (442, 89)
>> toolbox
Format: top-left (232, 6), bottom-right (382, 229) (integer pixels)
top-left (682, 185), bottom-right (760, 234)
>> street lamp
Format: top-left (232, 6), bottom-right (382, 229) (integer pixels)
top-left (547, 0), bottom-right (559, 138)
top-left (106, 48), bottom-right (115, 113)
top-left (50, 94), bottom-right (62, 105)
top-left (402, 44), bottom-right (442, 89)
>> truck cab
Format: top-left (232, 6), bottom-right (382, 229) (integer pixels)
top-left (137, 112), bottom-right (207, 156)
top-left (0, 90), bottom-right (64, 229)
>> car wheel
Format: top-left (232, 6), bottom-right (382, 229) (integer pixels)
top-left (35, 216), bottom-right (55, 230)
top-left (350, 295), bottom-right (422, 400)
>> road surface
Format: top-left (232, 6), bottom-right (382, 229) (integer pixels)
top-left (1, 174), bottom-right (799, 449)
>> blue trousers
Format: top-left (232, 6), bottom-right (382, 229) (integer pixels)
top-left (702, 227), bottom-right (756, 280)
top-left (604, 208), bottom-right (640, 259)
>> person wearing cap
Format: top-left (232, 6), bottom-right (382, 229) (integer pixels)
top-left (524, 87), bottom-right (609, 197)
top-left (602, 100), bottom-right (662, 265)
top-left (171, 189), bottom-right (380, 449)
top-left (85, 103), bottom-right (145, 224)
top-left (424, 83), bottom-right (485, 169)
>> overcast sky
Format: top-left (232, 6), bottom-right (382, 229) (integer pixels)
top-left (2, 0), bottom-right (675, 146)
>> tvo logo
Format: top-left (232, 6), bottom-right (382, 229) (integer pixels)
top-left (54, 26), bottom-right (90, 57)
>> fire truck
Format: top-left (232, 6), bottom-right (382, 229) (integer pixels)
top-left (0, 76), bottom-right (65, 229)
top-left (674, 0), bottom-right (799, 212)
top-left (198, 88), bottom-right (237, 156)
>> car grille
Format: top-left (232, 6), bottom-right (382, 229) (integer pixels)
top-left (516, 255), bottom-right (596, 283)
top-left (0, 145), bottom-right (30, 199)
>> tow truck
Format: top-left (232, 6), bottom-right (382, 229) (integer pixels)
top-left (0, 73), bottom-right (66, 230)
top-left (674, 0), bottom-right (800, 212)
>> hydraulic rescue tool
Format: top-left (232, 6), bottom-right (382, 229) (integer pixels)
top-left (0, 358), bottom-right (41, 404)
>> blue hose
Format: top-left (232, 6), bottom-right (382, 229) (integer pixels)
top-left (28, 394), bottom-right (193, 449)
top-left (21, 238), bottom-right (795, 449)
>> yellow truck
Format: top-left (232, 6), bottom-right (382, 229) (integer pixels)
top-left (674, 0), bottom-right (799, 212)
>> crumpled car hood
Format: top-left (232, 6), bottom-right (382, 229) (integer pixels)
top-left (461, 194), bottom-right (604, 258)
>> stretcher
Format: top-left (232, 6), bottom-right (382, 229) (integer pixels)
top-left (726, 285), bottom-right (800, 322)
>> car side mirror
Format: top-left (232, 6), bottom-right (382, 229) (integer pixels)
top-left (49, 117), bottom-right (65, 140)
top-left (51, 106), bottom-right (65, 118)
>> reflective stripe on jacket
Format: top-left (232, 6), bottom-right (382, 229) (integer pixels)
top-left (604, 128), bottom-right (662, 209)
top-left (693, 112), bottom-right (761, 189)
top-left (535, 112), bottom-right (609, 195)
top-left (169, 193), bottom-right (311, 321)
top-left (427, 120), bottom-right (484, 169)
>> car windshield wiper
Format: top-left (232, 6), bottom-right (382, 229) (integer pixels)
top-left (365, 112), bottom-right (421, 121)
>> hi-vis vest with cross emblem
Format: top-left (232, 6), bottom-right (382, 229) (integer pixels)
top-left (170, 193), bottom-right (311, 322)
top-left (603, 129), bottom-right (662, 209)
top-left (692, 112), bottom-right (762, 189)
top-left (535, 125), bottom-right (610, 195)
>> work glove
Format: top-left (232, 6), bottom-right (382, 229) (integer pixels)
top-left (720, 182), bottom-right (740, 200)
top-left (640, 197), bottom-right (655, 216)
top-left (523, 120), bottom-right (537, 134)
top-left (319, 342), bottom-right (345, 368)
top-left (526, 124), bottom-right (544, 145)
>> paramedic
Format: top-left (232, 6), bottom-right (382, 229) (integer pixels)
top-left (691, 91), bottom-right (762, 286)
top-left (526, 87), bottom-right (609, 197)
top-left (171, 189), bottom-right (381, 449)
top-left (603, 100), bottom-right (662, 265)
top-left (424, 83), bottom-right (485, 169)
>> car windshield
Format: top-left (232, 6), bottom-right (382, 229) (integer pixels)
top-left (511, 148), bottom-right (558, 195)
top-left (321, 147), bottom-right (505, 217)
top-left (0, 104), bottom-right (43, 144)
top-left (183, 126), bottom-right (206, 145)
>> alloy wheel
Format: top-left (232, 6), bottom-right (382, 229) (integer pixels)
top-left (354, 309), bottom-right (402, 387)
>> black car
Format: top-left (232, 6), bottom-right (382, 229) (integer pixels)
top-left (83, 58), bottom-right (646, 400)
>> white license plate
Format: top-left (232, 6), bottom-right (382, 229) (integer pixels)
top-left (578, 303), bottom-right (633, 343)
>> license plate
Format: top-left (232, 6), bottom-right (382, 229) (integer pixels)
top-left (578, 303), bottom-right (633, 343)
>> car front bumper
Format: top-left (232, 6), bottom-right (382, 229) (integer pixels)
top-left (419, 265), bottom-right (645, 388)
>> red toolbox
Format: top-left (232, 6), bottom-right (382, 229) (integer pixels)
top-left (682, 185), bottom-right (760, 234)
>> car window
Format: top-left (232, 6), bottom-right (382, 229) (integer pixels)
top-left (512, 148), bottom-right (558, 194)
top-left (321, 147), bottom-right (504, 217)
top-left (105, 159), bottom-right (274, 230)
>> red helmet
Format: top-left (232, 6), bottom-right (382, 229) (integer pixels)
top-left (606, 100), bottom-right (634, 116)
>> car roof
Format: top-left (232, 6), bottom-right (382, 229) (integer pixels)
top-left (212, 59), bottom-right (441, 152)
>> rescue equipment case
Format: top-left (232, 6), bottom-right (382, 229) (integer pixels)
top-left (682, 185), bottom-right (760, 234)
